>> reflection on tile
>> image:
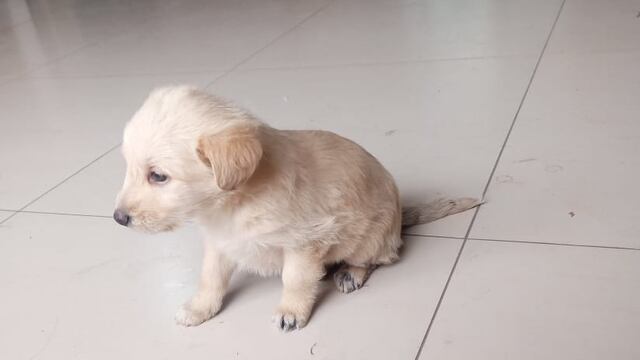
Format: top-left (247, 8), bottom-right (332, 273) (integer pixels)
top-left (33, 0), bottom-right (330, 77)
top-left (0, 0), bottom-right (179, 79)
top-left (243, 0), bottom-right (562, 69)
top-left (0, 0), bottom-right (32, 29)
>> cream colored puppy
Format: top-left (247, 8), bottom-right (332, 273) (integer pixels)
top-left (114, 86), bottom-right (479, 331)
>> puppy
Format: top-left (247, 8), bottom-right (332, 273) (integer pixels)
top-left (114, 86), bottom-right (479, 331)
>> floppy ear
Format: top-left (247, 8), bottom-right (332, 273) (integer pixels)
top-left (196, 125), bottom-right (263, 190)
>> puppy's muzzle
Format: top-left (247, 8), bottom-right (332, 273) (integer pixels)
top-left (113, 209), bottom-right (131, 227)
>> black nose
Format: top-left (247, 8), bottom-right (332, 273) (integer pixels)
top-left (113, 209), bottom-right (130, 226)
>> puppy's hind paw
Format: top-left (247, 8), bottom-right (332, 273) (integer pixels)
top-left (333, 264), bottom-right (374, 293)
top-left (334, 269), bottom-right (360, 293)
top-left (272, 310), bottom-right (307, 332)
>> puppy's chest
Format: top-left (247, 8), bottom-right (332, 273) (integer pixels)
top-left (203, 224), bottom-right (284, 276)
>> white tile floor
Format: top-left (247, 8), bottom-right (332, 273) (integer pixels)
top-left (1, 0), bottom-right (639, 359)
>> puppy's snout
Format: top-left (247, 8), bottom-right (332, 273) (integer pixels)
top-left (113, 209), bottom-right (131, 227)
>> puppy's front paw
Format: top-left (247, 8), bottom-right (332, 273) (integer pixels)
top-left (272, 309), bottom-right (308, 332)
top-left (175, 298), bottom-right (221, 327)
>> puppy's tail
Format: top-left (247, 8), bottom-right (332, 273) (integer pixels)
top-left (402, 198), bottom-right (483, 227)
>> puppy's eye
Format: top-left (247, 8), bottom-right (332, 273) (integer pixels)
top-left (148, 170), bottom-right (169, 184)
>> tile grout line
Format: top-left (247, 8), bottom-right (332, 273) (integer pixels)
top-left (412, 1), bottom-right (567, 359)
top-left (408, 232), bottom-right (640, 252)
top-left (468, 237), bottom-right (640, 252)
top-left (0, 143), bottom-right (121, 225)
top-left (24, 69), bottom-right (227, 81)
top-left (19, 52), bottom-right (533, 82)
top-left (5, 40), bottom-right (102, 83)
top-left (10, 210), bottom-right (111, 219)
top-left (233, 53), bottom-right (539, 72)
top-left (21, 53), bottom-right (531, 81)
top-left (203, 0), bottom-right (336, 89)
top-left (410, 207), bottom-right (481, 360)
top-left (402, 233), bottom-right (466, 240)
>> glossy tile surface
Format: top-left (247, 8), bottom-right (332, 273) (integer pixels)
top-left (212, 59), bottom-right (535, 237)
top-left (0, 213), bottom-right (460, 360)
top-left (32, 0), bottom-right (330, 77)
top-left (30, 57), bottom-right (536, 237)
top-left (25, 147), bottom-right (124, 216)
top-left (547, 0), bottom-right (640, 54)
top-left (0, 73), bottom-right (219, 210)
top-left (0, 0), bottom-right (179, 79)
top-left (419, 240), bottom-right (640, 360)
top-left (471, 51), bottom-right (640, 248)
top-left (3, 0), bottom-right (640, 358)
top-left (243, 0), bottom-right (563, 69)
top-left (0, 0), bottom-right (31, 29)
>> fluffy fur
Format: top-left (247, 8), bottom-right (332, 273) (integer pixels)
top-left (115, 86), bottom-right (480, 331)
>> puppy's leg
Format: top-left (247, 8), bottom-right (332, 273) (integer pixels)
top-left (273, 249), bottom-right (324, 332)
top-left (176, 241), bottom-right (234, 326)
top-left (334, 264), bottom-right (376, 293)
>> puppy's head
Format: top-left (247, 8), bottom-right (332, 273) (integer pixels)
top-left (114, 86), bottom-right (262, 233)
